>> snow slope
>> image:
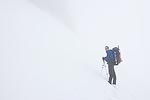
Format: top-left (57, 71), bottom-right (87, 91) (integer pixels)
top-left (0, 0), bottom-right (150, 100)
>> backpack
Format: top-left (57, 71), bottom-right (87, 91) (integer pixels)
top-left (112, 46), bottom-right (122, 65)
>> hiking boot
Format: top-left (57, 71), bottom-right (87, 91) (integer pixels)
top-left (112, 84), bottom-right (116, 88)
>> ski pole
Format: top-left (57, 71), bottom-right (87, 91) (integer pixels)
top-left (102, 59), bottom-right (108, 79)
top-left (101, 59), bottom-right (105, 73)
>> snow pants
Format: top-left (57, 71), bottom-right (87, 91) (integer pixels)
top-left (108, 63), bottom-right (116, 85)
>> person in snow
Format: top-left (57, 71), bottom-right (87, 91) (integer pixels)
top-left (102, 46), bottom-right (116, 85)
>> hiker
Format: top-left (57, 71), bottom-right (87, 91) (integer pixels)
top-left (102, 46), bottom-right (116, 85)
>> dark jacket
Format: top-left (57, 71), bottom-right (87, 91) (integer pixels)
top-left (104, 50), bottom-right (115, 64)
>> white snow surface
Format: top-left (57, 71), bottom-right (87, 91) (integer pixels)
top-left (0, 0), bottom-right (150, 100)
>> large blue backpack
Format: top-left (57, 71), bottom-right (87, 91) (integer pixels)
top-left (112, 47), bottom-right (122, 65)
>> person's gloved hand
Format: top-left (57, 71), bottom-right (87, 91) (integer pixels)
top-left (102, 57), bottom-right (105, 61)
